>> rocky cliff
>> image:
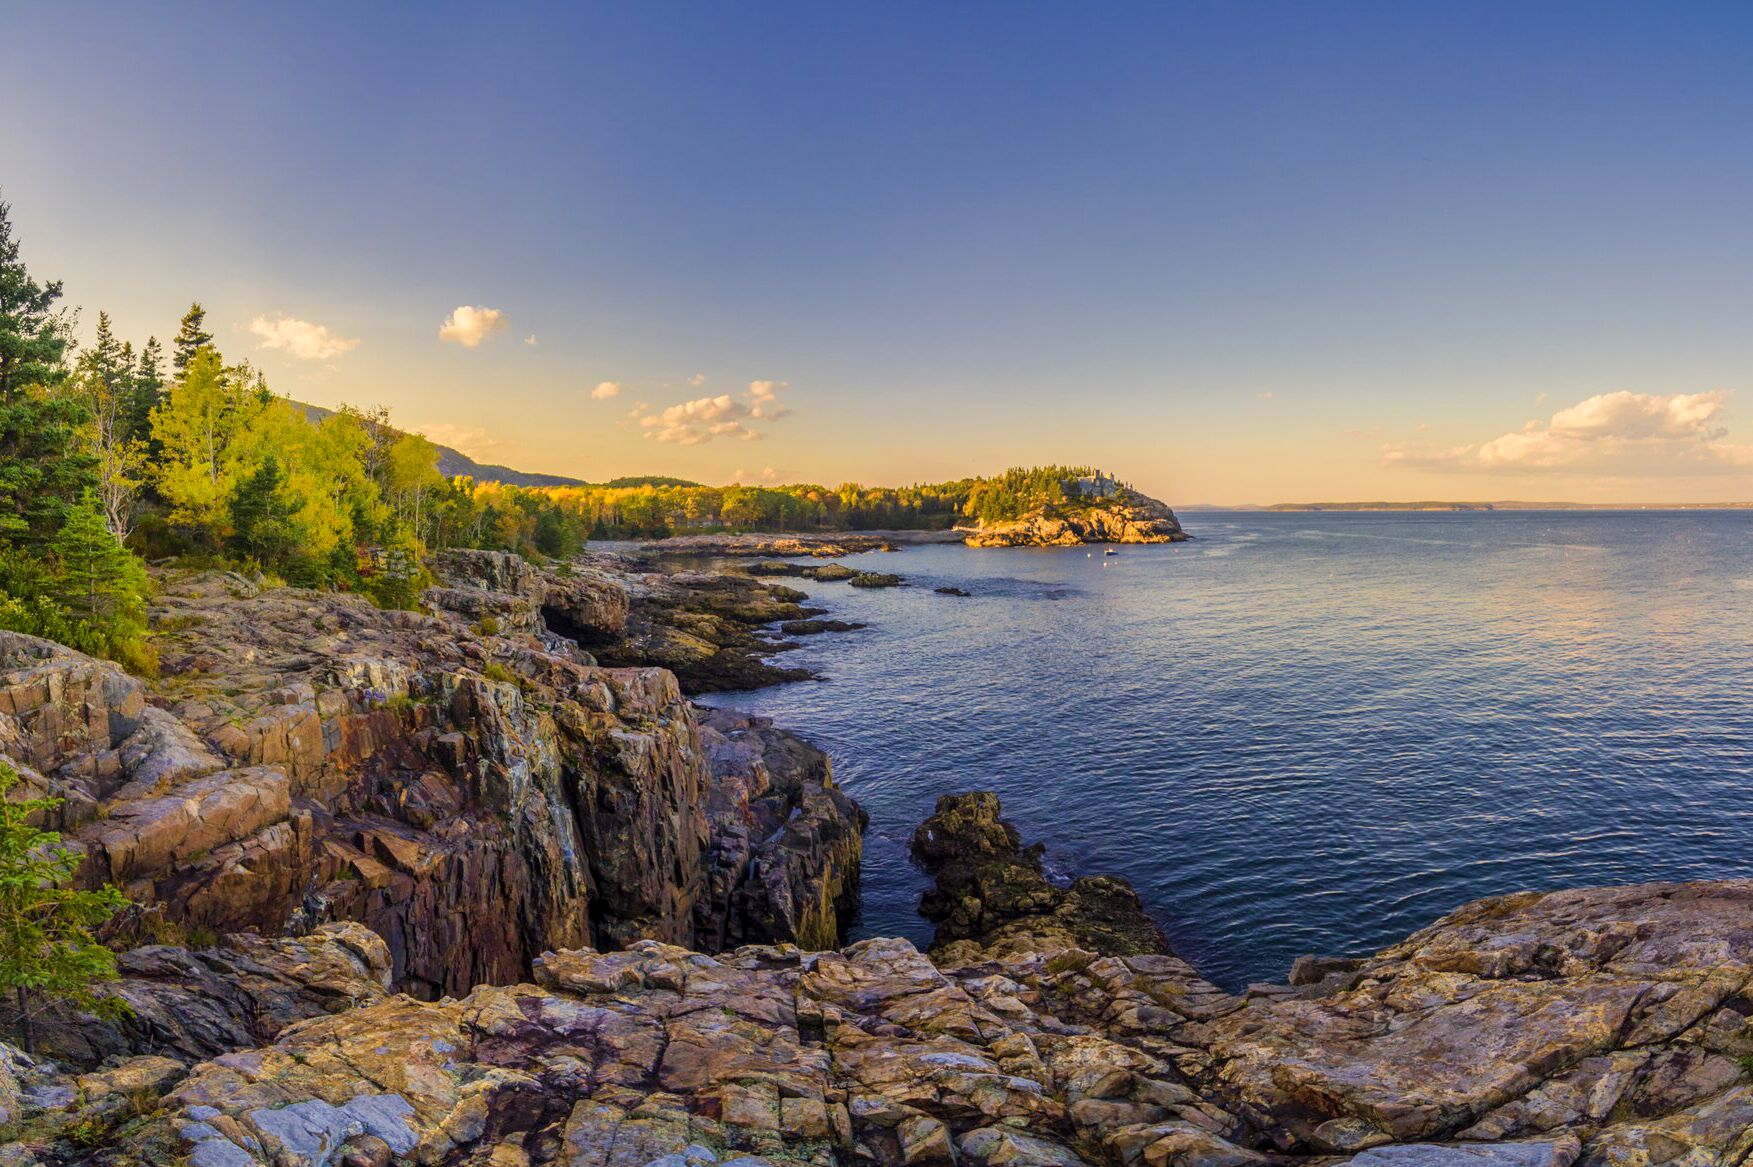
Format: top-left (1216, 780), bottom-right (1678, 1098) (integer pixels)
top-left (7, 569), bottom-right (1753, 1167)
top-left (0, 550), bottom-right (863, 1011)
top-left (964, 492), bottom-right (1187, 547)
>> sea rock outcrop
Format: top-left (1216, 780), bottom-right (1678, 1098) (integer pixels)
top-left (640, 533), bottom-right (910, 557)
top-left (964, 491), bottom-right (1187, 547)
top-left (0, 553), bottom-right (864, 1013)
top-left (590, 562), bottom-right (820, 692)
top-left (912, 793), bottom-right (1170, 961)
top-left (693, 707), bottom-right (865, 952)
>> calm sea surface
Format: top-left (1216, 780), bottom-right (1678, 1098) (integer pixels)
top-left (697, 510), bottom-right (1753, 989)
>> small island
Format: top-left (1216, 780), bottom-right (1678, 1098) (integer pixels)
top-left (959, 469), bottom-right (1187, 546)
top-left (608, 466), bottom-right (1188, 552)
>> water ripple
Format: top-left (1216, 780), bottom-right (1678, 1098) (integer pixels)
top-left (701, 510), bottom-right (1753, 989)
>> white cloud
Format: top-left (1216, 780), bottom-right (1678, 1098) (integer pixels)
top-left (1383, 390), bottom-right (1753, 476)
top-left (524, 335), bottom-right (539, 346)
top-left (747, 379), bottom-right (790, 420)
top-left (438, 305), bottom-right (508, 347)
top-left (415, 423), bottom-right (502, 460)
top-left (688, 373), bottom-right (706, 386)
top-left (247, 314), bottom-right (359, 360)
top-left (640, 380), bottom-right (793, 445)
top-left (591, 380), bottom-right (622, 400)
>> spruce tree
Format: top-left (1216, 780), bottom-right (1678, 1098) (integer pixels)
top-left (170, 302), bottom-right (214, 374)
top-left (81, 311), bottom-right (128, 396)
top-left (228, 455), bottom-right (294, 566)
top-left (0, 760), bottom-right (128, 1054)
top-left (0, 195), bottom-right (70, 403)
top-left (48, 493), bottom-right (149, 637)
top-left (128, 336), bottom-right (165, 443)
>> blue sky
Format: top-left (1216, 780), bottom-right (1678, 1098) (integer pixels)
top-left (7, 2), bottom-right (1753, 501)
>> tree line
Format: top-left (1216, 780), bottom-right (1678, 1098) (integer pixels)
top-left (517, 465), bottom-right (1133, 539)
top-left (0, 195), bottom-right (1138, 675)
top-left (0, 197), bottom-right (637, 671)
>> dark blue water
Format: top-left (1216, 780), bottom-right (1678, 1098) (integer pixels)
top-left (699, 510), bottom-right (1753, 989)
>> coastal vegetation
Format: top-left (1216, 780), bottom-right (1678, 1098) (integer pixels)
top-left (0, 197), bottom-right (1157, 679)
top-left (0, 761), bottom-right (128, 1055)
top-left (544, 464), bottom-right (1138, 538)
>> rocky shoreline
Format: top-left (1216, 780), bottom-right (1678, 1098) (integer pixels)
top-left (636, 491), bottom-right (1190, 555)
top-left (3, 547), bottom-right (1752, 1167)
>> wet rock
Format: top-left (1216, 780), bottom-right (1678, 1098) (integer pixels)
top-left (593, 562), bottom-right (819, 692)
top-left (779, 619), bottom-right (866, 635)
top-left (641, 533), bottom-right (903, 557)
top-left (848, 572), bottom-right (903, 588)
top-left (694, 707), bottom-right (865, 951)
top-left (934, 586), bottom-right (971, 597)
top-left (912, 792), bottom-right (1169, 959)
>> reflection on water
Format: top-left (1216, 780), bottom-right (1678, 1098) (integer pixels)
top-left (699, 510), bottom-right (1753, 989)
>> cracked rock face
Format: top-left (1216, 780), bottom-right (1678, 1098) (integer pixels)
top-left (27, 878), bottom-right (1753, 1167)
top-left (0, 555), bottom-right (865, 1015)
top-left (21, 924), bottom-right (393, 1067)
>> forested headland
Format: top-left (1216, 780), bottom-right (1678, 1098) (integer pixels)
top-left (0, 197), bottom-right (1141, 676)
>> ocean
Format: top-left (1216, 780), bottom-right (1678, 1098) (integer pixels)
top-left (699, 509), bottom-right (1753, 989)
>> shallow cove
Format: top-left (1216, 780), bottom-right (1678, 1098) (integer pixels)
top-left (698, 509), bottom-right (1753, 989)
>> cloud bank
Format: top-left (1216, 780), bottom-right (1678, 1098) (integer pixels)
top-left (438, 306), bottom-right (508, 347)
top-left (641, 380), bottom-right (792, 446)
top-left (1384, 390), bottom-right (1752, 476)
top-left (248, 315), bottom-right (359, 360)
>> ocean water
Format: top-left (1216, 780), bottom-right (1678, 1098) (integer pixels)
top-left (697, 510), bottom-right (1753, 989)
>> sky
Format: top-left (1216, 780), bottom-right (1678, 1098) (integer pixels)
top-left (6, 2), bottom-right (1753, 504)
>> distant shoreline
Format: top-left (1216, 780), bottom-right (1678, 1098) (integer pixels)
top-left (1180, 501), bottom-right (1753, 512)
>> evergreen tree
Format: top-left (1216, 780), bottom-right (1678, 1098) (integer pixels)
top-left (48, 492), bottom-right (149, 639)
top-left (228, 454), bottom-right (295, 566)
top-left (0, 196), bottom-right (71, 403)
top-left (127, 335), bottom-right (165, 444)
top-left (0, 197), bottom-right (92, 543)
top-left (81, 311), bottom-right (128, 396)
top-left (0, 393), bottom-right (95, 544)
top-left (170, 302), bottom-right (214, 374)
top-left (0, 759), bottom-right (128, 1055)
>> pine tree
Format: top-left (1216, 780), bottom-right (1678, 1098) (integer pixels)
top-left (128, 336), bottom-right (165, 443)
top-left (0, 197), bottom-right (92, 542)
top-left (48, 492), bottom-right (149, 635)
top-left (170, 302), bottom-right (214, 374)
top-left (228, 454), bottom-right (294, 565)
top-left (0, 195), bottom-right (71, 403)
top-left (0, 759), bottom-right (128, 1054)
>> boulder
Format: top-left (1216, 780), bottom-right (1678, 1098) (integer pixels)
top-left (912, 792), bottom-right (1169, 959)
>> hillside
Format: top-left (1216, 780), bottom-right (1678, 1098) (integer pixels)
top-left (294, 400), bottom-right (586, 488)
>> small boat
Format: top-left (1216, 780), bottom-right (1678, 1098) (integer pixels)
top-left (1103, 548), bottom-right (1119, 556)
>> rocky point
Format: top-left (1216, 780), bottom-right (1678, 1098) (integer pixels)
top-left (5, 558), bottom-right (1753, 1167)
